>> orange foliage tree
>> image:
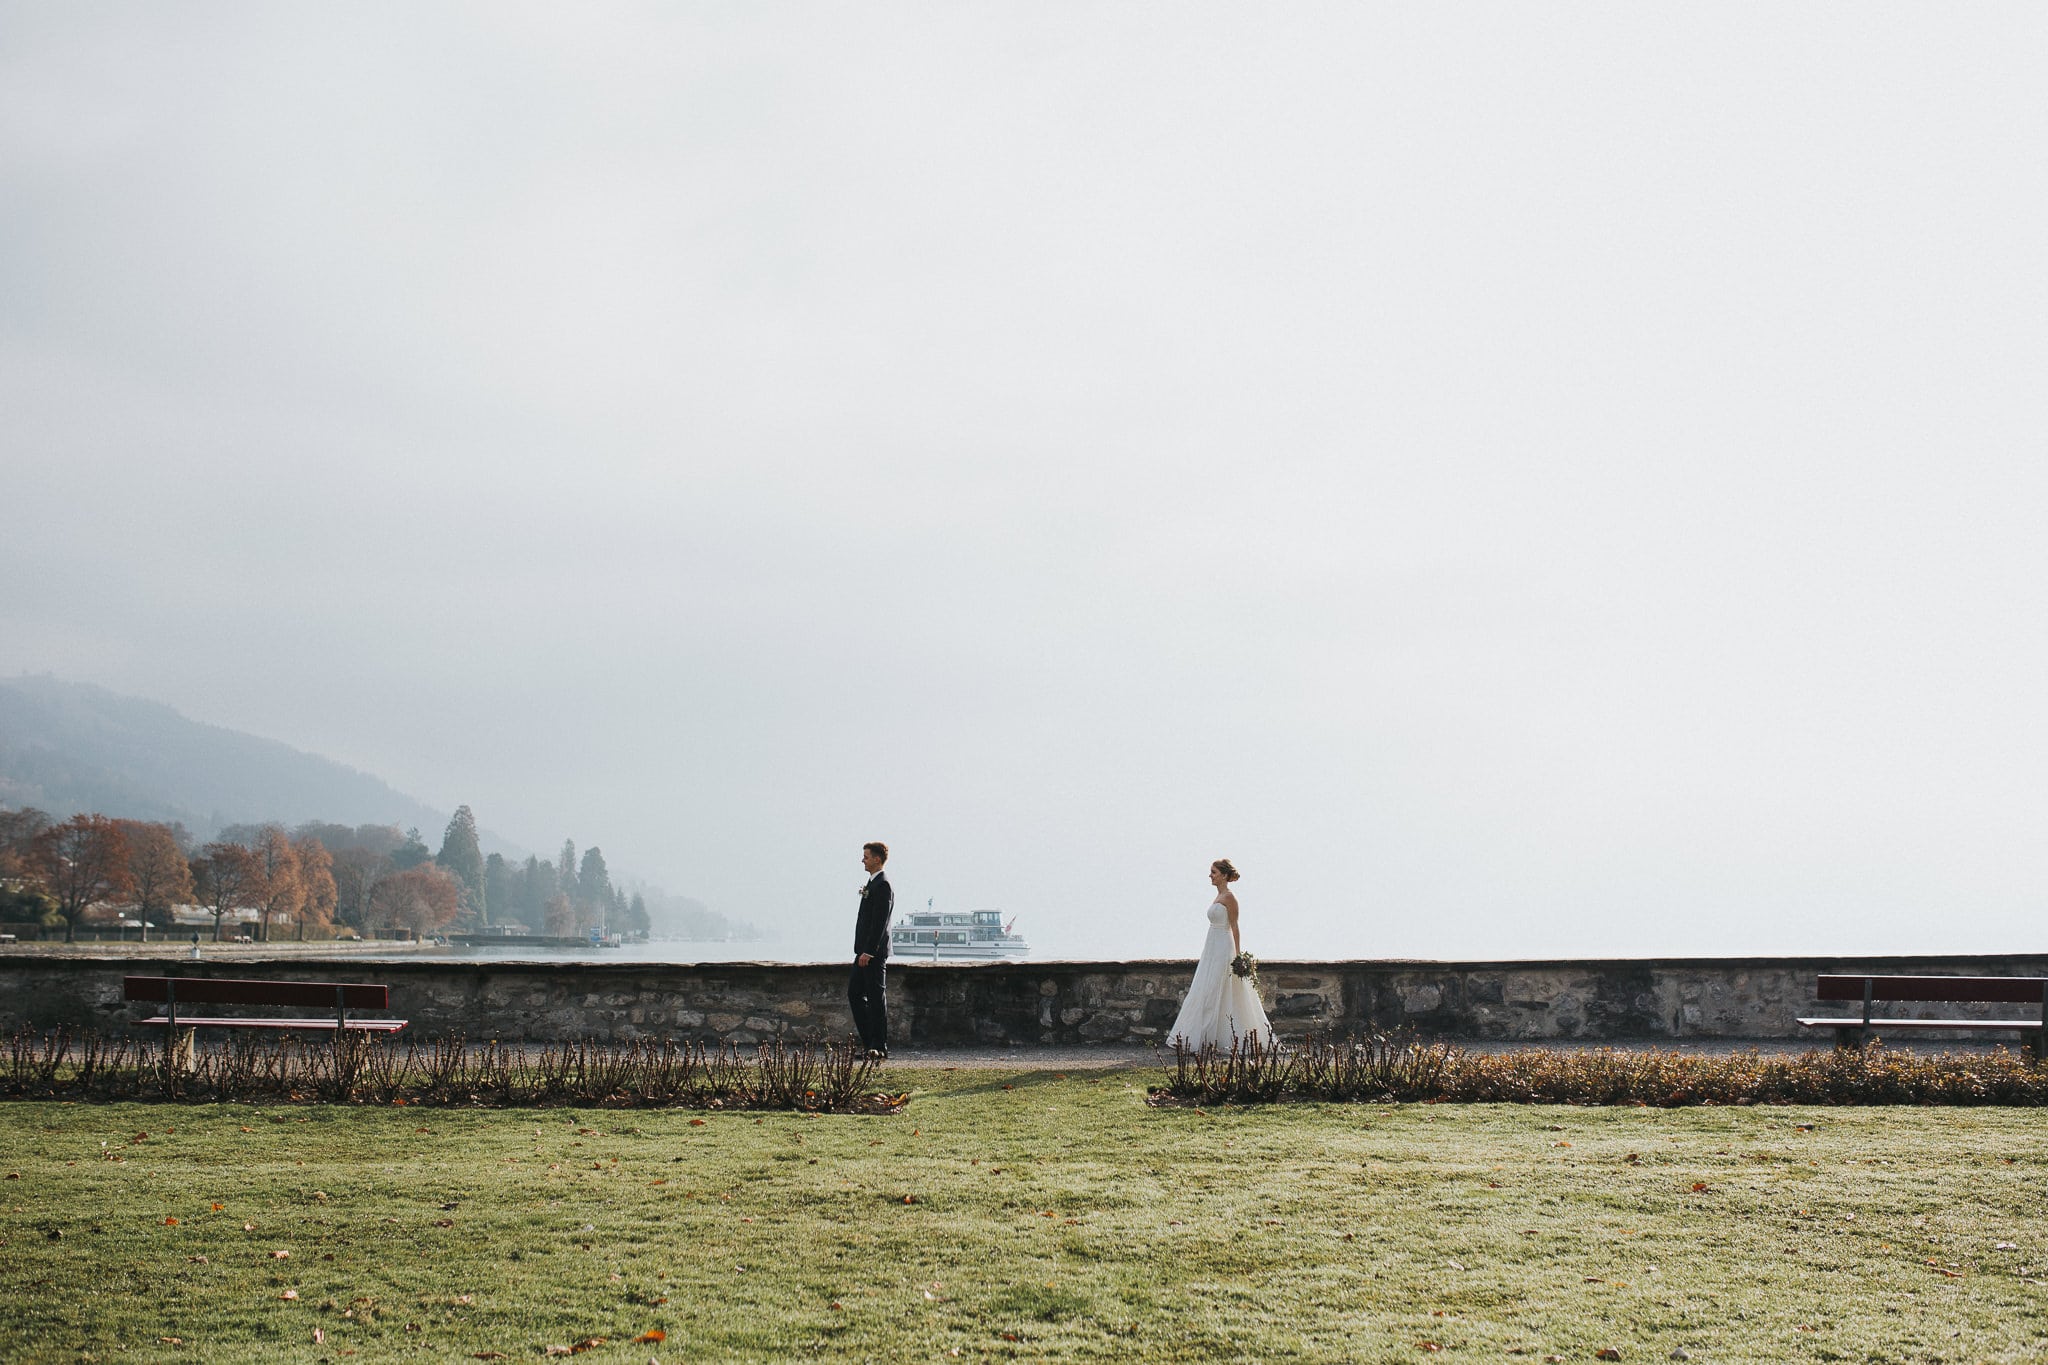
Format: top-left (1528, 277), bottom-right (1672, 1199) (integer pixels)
top-left (292, 835), bottom-right (337, 939)
top-left (367, 863), bottom-right (463, 938)
top-left (192, 842), bottom-right (263, 941)
top-left (118, 821), bottom-right (195, 930)
top-left (250, 827), bottom-right (303, 943)
top-left (31, 814), bottom-right (136, 942)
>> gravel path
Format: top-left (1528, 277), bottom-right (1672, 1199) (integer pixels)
top-left (875, 1036), bottom-right (1951, 1069)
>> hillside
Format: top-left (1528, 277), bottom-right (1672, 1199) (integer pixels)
top-left (0, 674), bottom-right (449, 839)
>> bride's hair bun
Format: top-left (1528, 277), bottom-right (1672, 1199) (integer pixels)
top-left (1212, 858), bottom-right (1240, 883)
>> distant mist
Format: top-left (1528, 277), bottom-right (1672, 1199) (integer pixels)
top-left (0, 674), bottom-right (748, 939)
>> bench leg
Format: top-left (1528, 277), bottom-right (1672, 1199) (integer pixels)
top-left (1833, 1026), bottom-right (1865, 1051)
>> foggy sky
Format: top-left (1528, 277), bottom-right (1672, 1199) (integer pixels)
top-left (3, 4), bottom-right (2045, 961)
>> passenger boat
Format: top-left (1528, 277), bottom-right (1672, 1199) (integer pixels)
top-left (890, 903), bottom-right (1029, 959)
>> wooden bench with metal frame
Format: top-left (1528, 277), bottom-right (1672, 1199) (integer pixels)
top-left (124, 976), bottom-right (408, 1066)
top-left (1797, 974), bottom-right (2048, 1058)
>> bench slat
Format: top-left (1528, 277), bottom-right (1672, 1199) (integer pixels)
top-left (1798, 1016), bottom-right (2043, 1031)
top-left (138, 1016), bottom-right (409, 1032)
top-left (124, 977), bottom-right (390, 1009)
top-left (1815, 975), bottom-right (2048, 1005)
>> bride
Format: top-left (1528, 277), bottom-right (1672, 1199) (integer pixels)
top-left (1165, 858), bottom-right (1272, 1052)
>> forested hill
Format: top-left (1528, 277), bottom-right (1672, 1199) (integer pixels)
top-left (0, 674), bottom-right (448, 840)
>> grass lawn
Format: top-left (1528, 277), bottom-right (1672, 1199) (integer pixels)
top-left (3, 1065), bottom-right (2047, 1363)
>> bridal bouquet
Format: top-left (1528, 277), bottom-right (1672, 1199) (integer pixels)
top-left (1230, 951), bottom-right (1258, 984)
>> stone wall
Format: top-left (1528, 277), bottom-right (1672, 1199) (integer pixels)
top-left (4, 953), bottom-right (2047, 1047)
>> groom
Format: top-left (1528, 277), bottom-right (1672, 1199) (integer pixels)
top-left (849, 841), bottom-right (893, 1057)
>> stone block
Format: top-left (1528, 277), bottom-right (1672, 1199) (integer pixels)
top-left (1400, 984), bottom-right (1442, 1014)
top-left (707, 1013), bottom-right (744, 1033)
top-left (743, 1016), bottom-right (776, 1033)
top-left (775, 1000), bottom-right (812, 1017)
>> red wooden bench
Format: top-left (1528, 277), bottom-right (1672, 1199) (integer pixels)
top-left (1797, 974), bottom-right (2048, 1057)
top-left (124, 975), bottom-right (409, 1047)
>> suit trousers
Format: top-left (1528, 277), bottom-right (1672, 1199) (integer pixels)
top-left (847, 958), bottom-right (888, 1051)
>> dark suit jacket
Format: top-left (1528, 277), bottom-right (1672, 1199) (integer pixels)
top-left (854, 872), bottom-right (893, 960)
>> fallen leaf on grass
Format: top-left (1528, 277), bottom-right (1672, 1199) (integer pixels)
top-left (432, 1219), bottom-right (454, 1228)
top-left (633, 1331), bottom-right (666, 1344)
top-left (187, 1255), bottom-right (207, 1264)
top-left (472, 1354), bottom-right (507, 1361)
top-left (313, 1328), bottom-right (325, 1344)
top-left (1596, 1352), bottom-right (1622, 1361)
top-left (688, 1119), bottom-right (706, 1127)
top-left (1689, 1182), bottom-right (1710, 1193)
top-left (210, 1203), bottom-right (223, 1211)
top-left (280, 1289), bottom-right (299, 1300)
top-left (1417, 1344), bottom-right (1443, 1353)
top-left (158, 1337), bottom-right (184, 1345)
top-left (270, 1249), bottom-right (290, 1259)
top-left (164, 1216), bottom-right (179, 1225)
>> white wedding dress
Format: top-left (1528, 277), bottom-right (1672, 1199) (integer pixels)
top-left (1166, 901), bottom-right (1272, 1052)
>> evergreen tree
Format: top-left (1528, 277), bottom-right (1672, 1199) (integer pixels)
top-left (390, 827), bottom-right (433, 871)
top-left (435, 805), bottom-right (487, 925)
top-left (557, 840), bottom-right (578, 902)
top-left (519, 856), bottom-right (550, 931)
top-left (484, 853), bottom-right (513, 931)
top-left (577, 845), bottom-right (613, 932)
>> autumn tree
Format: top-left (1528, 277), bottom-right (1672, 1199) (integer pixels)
top-left (249, 826), bottom-right (303, 943)
top-left (120, 821), bottom-right (195, 930)
top-left (31, 814), bottom-right (136, 942)
top-left (366, 863), bottom-right (463, 937)
top-left (192, 842), bottom-right (263, 941)
top-left (292, 834), bottom-right (337, 939)
top-left (543, 891), bottom-right (576, 937)
top-left (436, 805), bottom-right (486, 926)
